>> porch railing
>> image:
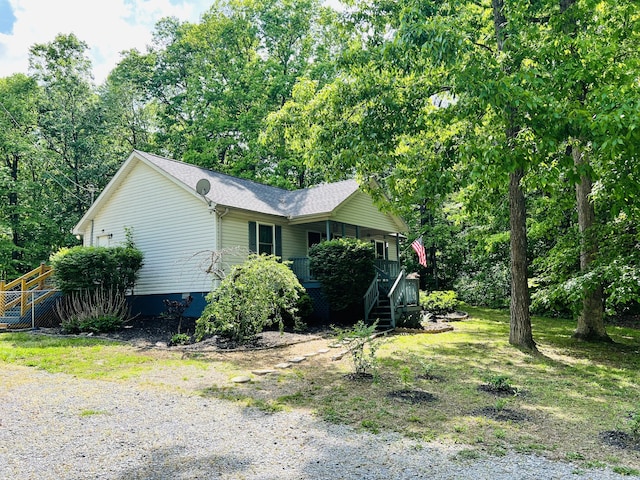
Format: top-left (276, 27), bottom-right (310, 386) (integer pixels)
top-left (405, 277), bottom-right (420, 306)
top-left (387, 269), bottom-right (407, 328)
top-left (363, 272), bottom-right (380, 323)
top-left (289, 257), bottom-right (401, 283)
top-left (374, 259), bottom-right (400, 279)
top-left (289, 257), bottom-right (314, 282)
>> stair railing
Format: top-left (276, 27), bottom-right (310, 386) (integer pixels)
top-left (363, 272), bottom-right (379, 323)
top-left (0, 264), bottom-right (55, 316)
top-left (387, 268), bottom-right (407, 329)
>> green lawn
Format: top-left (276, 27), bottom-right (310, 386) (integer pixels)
top-left (1, 307), bottom-right (639, 474)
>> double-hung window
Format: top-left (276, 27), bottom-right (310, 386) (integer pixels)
top-left (249, 221), bottom-right (281, 257)
top-left (258, 223), bottom-right (274, 255)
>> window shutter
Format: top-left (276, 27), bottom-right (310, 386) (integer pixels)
top-left (275, 225), bottom-right (282, 258)
top-left (248, 221), bottom-right (257, 253)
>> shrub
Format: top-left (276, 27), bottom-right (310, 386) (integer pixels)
top-left (56, 288), bottom-right (131, 334)
top-left (161, 296), bottom-right (193, 335)
top-left (169, 333), bottom-right (191, 346)
top-left (420, 290), bottom-right (459, 316)
top-left (308, 238), bottom-right (375, 313)
top-left (332, 320), bottom-right (380, 377)
top-left (195, 255), bottom-right (309, 344)
top-left (453, 263), bottom-right (510, 309)
top-left (51, 245), bottom-right (144, 294)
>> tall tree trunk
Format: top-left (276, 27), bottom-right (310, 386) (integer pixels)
top-left (493, 0), bottom-right (537, 351)
top-left (509, 167), bottom-right (536, 350)
top-left (559, 0), bottom-right (610, 342)
top-left (572, 146), bottom-right (611, 341)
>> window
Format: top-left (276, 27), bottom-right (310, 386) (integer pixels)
top-left (258, 223), bottom-right (274, 255)
top-left (373, 240), bottom-right (386, 260)
top-left (307, 231), bottom-right (325, 250)
top-left (249, 222), bottom-right (281, 257)
top-left (96, 234), bottom-right (112, 247)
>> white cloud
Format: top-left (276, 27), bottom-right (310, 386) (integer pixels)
top-left (0, 0), bottom-right (212, 84)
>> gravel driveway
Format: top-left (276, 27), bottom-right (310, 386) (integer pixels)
top-left (0, 364), bottom-right (631, 480)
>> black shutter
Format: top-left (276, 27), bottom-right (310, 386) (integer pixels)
top-left (248, 221), bottom-right (257, 253)
top-left (275, 225), bottom-right (282, 258)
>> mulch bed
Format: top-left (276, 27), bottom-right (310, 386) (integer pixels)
top-left (387, 389), bottom-right (437, 404)
top-left (416, 373), bottom-right (445, 382)
top-left (472, 406), bottom-right (530, 423)
top-left (599, 430), bottom-right (640, 451)
top-left (344, 372), bottom-right (375, 381)
top-left (477, 384), bottom-right (519, 397)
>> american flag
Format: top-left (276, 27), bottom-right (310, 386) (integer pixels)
top-left (411, 237), bottom-right (427, 268)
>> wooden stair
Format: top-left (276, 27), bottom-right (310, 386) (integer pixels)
top-left (369, 295), bottom-right (393, 330)
top-left (0, 264), bottom-right (59, 328)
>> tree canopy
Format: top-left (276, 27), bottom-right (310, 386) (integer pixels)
top-left (1, 0), bottom-right (639, 350)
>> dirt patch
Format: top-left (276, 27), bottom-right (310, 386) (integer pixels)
top-left (387, 389), bottom-right (437, 404)
top-left (416, 373), bottom-right (445, 382)
top-left (599, 430), bottom-right (640, 451)
top-left (477, 384), bottom-right (519, 397)
top-left (472, 406), bottom-right (530, 423)
top-left (343, 372), bottom-right (375, 381)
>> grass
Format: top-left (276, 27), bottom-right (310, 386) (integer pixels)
top-left (1, 306), bottom-right (639, 473)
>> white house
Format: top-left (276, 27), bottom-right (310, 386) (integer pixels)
top-left (73, 150), bottom-right (409, 319)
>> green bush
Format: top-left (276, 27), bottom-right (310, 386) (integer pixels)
top-left (453, 264), bottom-right (510, 309)
top-left (51, 246), bottom-right (144, 294)
top-left (196, 255), bottom-right (309, 344)
top-left (420, 290), bottom-right (460, 315)
top-left (56, 288), bottom-right (131, 334)
top-left (308, 238), bottom-right (375, 313)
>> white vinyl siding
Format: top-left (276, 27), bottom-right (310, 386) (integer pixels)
top-left (333, 191), bottom-right (400, 232)
top-left (219, 214), bottom-right (250, 273)
top-left (85, 162), bottom-right (217, 295)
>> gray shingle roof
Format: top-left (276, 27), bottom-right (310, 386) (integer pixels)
top-left (136, 150), bottom-right (359, 219)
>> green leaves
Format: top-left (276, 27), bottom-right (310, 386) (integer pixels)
top-left (50, 246), bottom-right (144, 294)
top-left (196, 254), bottom-right (307, 344)
top-left (308, 238), bottom-right (375, 313)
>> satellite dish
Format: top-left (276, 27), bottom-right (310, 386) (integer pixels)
top-left (196, 178), bottom-right (211, 196)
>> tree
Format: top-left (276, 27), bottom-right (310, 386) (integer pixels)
top-left (29, 33), bottom-right (118, 245)
top-left (0, 74), bottom-right (40, 277)
top-left (114, 0), bottom-right (341, 188)
top-left (270, 0), bottom-right (543, 349)
top-left (530, 0), bottom-right (640, 340)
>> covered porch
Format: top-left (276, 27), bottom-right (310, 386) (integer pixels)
top-left (284, 219), bottom-right (417, 328)
top-left (286, 218), bottom-right (404, 283)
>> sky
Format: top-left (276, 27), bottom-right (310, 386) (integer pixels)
top-left (0, 0), bottom-right (213, 84)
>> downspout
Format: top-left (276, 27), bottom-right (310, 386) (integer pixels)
top-left (215, 207), bottom-right (229, 248)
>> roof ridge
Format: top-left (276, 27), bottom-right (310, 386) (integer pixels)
top-left (135, 150), bottom-right (293, 194)
top-left (135, 150), bottom-right (359, 194)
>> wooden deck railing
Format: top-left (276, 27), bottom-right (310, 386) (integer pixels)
top-left (363, 272), bottom-right (380, 323)
top-left (289, 257), bottom-right (401, 284)
top-left (0, 264), bottom-right (55, 316)
top-left (387, 269), bottom-right (407, 328)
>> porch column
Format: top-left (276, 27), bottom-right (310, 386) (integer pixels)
top-left (325, 220), bottom-right (331, 240)
top-left (396, 234), bottom-right (400, 261)
top-left (355, 226), bottom-right (360, 239)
